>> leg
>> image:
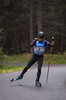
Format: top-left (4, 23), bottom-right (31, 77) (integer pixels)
top-left (21, 54), bottom-right (37, 75)
top-left (36, 55), bottom-right (43, 82)
top-left (10, 54), bottom-right (37, 82)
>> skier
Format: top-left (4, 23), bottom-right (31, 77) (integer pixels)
top-left (10, 31), bottom-right (53, 87)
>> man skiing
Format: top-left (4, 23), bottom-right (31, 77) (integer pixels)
top-left (10, 31), bottom-right (53, 87)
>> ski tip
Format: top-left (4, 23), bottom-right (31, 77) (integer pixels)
top-left (10, 78), bottom-right (14, 82)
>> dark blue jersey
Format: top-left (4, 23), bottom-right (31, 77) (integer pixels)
top-left (30, 39), bottom-right (52, 55)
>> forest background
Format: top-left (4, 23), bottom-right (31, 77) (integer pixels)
top-left (0, 0), bottom-right (66, 73)
top-left (0, 0), bottom-right (66, 54)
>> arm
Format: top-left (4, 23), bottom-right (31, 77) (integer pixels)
top-left (45, 37), bottom-right (54, 47)
top-left (45, 40), bottom-right (52, 47)
top-left (30, 38), bottom-right (38, 47)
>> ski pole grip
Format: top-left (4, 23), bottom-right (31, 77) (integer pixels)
top-left (51, 37), bottom-right (54, 45)
top-left (52, 37), bottom-right (54, 41)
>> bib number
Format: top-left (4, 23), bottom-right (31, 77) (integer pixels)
top-left (34, 47), bottom-right (45, 54)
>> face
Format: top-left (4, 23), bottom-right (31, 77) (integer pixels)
top-left (38, 37), bottom-right (44, 42)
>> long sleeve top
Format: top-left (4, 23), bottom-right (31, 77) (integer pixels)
top-left (30, 39), bottom-right (52, 55)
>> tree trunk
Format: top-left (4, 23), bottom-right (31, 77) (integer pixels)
top-left (60, 0), bottom-right (65, 52)
top-left (37, 0), bottom-right (42, 33)
top-left (30, 0), bottom-right (34, 53)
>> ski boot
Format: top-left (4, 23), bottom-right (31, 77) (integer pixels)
top-left (10, 74), bottom-right (23, 82)
top-left (35, 81), bottom-right (41, 87)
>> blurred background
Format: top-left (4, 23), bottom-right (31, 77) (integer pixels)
top-left (0, 0), bottom-right (66, 55)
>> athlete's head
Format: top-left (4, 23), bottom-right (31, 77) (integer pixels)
top-left (38, 31), bottom-right (44, 42)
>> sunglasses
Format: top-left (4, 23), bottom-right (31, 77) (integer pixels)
top-left (39, 36), bottom-right (44, 38)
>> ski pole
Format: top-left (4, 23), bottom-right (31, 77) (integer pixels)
top-left (46, 37), bottom-right (54, 84)
top-left (46, 47), bottom-right (52, 84)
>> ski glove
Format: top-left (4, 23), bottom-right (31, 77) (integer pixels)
top-left (30, 38), bottom-right (38, 47)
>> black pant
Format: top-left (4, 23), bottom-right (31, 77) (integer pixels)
top-left (21, 54), bottom-right (43, 82)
